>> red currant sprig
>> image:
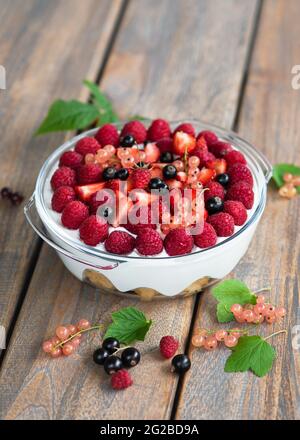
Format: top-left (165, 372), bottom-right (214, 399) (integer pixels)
top-left (230, 295), bottom-right (286, 325)
top-left (192, 328), bottom-right (247, 350)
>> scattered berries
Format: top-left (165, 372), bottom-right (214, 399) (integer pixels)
top-left (51, 166), bottom-right (76, 190)
top-left (1, 187), bottom-right (24, 206)
top-left (77, 163), bottom-right (102, 185)
top-left (136, 228), bottom-right (163, 256)
top-left (59, 151), bottom-right (83, 169)
top-left (120, 120), bottom-right (147, 144)
top-left (61, 200), bottom-right (89, 229)
top-left (227, 163), bottom-right (253, 187)
top-left (104, 355), bottom-right (123, 375)
top-left (102, 337), bottom-right (120, 354)
top-left (164, 228), bottom-right (194, 256)
top-left (208, 212), bottom-right (235, 237)
top-left (230, 296), bottom-right (286, 325)
top-left (121, 347), bottom-right (141, 367)
top-left (194, 222), bottom-right (217, 248)
top-left (95, 124), bottom-right (119, 147)
top-left (111, 369), bottom-right (133, 390)
top-left (226, 181), bottom-right (254, 209)
top-left (171, 354), bottom-right (191, 374)
top-left (105, 231), bottom-right (136, 255)
top-left (147, 119), bottom-right (171, 141)
top-left (79, 215), bottom-right (109, 246)
top-left (93, 348), bottom-right (109, 365)
top-left (173, 123), bottom-right (195, 137)
top-left (75, 137), bottom-right (101, 155)
top-left (132, 168), bottom-right (151, 189)
top-left (160, 335), bottom-right (179, 359)
top-left (51, 186), bottom-right (76, 213)
top-left (223, 200), bottom-right (247, 226)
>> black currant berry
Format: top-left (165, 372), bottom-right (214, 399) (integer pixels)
top-left (103, 355), bottom-right (123, 375)
top-left (205, 196), bottom-right (224, 214)
top-left (102, 167), bottom-right (117, 181)
top-left (93, 347), bottom-right (109, 365)
top-left (157, 182), bottom-right (169, 193)
top-left (120, 135), bottom-right (135, 148)
top-left (116, 168), bottom-right (129, 181)
top-left (136, 161), bottom-right (145, 168)
top-left (98, 205), bottom-right (114, 220)
top-left (160, 152), bottom-right (173, 163)
top-left (121, 347), bottom-right (141, 368)
top-left (163, 165), bottom-right (177, 179)
top-left (1, 187), bottom-right (12, 199)
top-left (149, 178), bottom-right (164, 190)
top-left (216, 173), bottom-right (230, 187)
top-left (10, 192), bottom-right (24, 205)
top-left (102, 337), bottom-right (120, 354)
top-left (171, 354), bottom-right (191, 374)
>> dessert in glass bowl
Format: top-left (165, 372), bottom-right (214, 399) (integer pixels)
top-left (25, 119), bottom-right (272, 300)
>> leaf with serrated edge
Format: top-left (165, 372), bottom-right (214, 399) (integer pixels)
top-left (272, 163), bottom-right (300, 193)
top-left (83, 80), bottom-right (119, 123)
top-left (216, 303), bottom-right (234, 323)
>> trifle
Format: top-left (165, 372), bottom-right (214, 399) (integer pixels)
top-left (25, 119), bottom-right (272, 300)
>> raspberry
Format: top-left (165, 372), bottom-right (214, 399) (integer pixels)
top-left (147, 119), bottom-right (171, 141)
top-left (209, 141), bottom-right (233, 157)
top-left (160, 336), bottom-right (179, 359)
top-left (105, 231), bottom-right (135, 255)
top-left (173, 123), bottom-right (195, 137)
top-left (194, 222), bottom-right (217, 248)
top-left (226, 181), bottom-right (254, 209)
top-left (197, 130), bottom-right (218, 146)
top-left (136, 228), bottom-right (163, 255)
top-left (61, 200), bottom-right (89, 229)
top-left (194, 149), bottom-right (216, 167)
top-left (131, 168), bottom-right (151, 189)
top-left (111, 370), bottom-right (133, 390)
top-left (59, 151), bottom-right (83, 169)
top-left (124, 207), bottom-right (156, 234)
top-left (208, 212), bottom-right (235, 237)
top-left (224, 150), bottom-right (247, 167)
top-left (105, 179), bottom-right (121, 192)
top-left (77, 163), bottom-right (102, 185)
top-left (204, 181), bottom-right (225, 202)
top-left (51, 186), bottom-right (76, 213)
top-left (156, 137), bottom-right (174, 154)
top-left (51, 166), bottom-right (76, 190)
top-left (75, 137), bottom-right (101, 156)
top-left (227, 163), bottom-right (253, 187)
top-left (89, 189), bottom-right (115, 214)
top-left (120, 120), bottom-right (147, 144)
top-left (95, 124), bottom-right (119, 147)
top-left (164, 227), bottom-right (194, 256)
top-left (224, 200), bottom-right (247, 226)
top-left (79, 215), bottom-right (109, 246)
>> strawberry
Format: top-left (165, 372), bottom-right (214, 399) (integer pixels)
top-left (75, 182), bottom-right (106, 202)
top-left (166, 179), bottom-right (183, 190)
top-left (173, 131), bottom-right (196, 156)
top-left (206, 158), bottom-right (227, 175)
top-left (144, 143), bottom-right (160, 163)
top-left (197, 168), bottom-right (216, 185)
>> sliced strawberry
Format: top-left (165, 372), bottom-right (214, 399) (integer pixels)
top-left (173, 131), bottom-right (196, 156)
top-left (75, 182), bottom-right (106, 202)
top-left (197, 168), bottom-right (216, 185)
top-left (206, 158), bottom-right (227, 175)
top-left (144, 142), bottom-right (160, 163)
top-left (166, 179), bottom-right (184, 190)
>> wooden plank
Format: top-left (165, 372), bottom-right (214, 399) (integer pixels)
top-left (0, 0), bottom-right (123, 337)
top-left (176, 0), bottom-right (300, 420)
top-left (0, 0), bottom-right (259, 420)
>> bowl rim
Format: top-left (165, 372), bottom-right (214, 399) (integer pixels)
top-left (33, 119), bottom-right (270, 262)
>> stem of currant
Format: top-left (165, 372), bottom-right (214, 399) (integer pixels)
top-left (113, 345), bottom-right (131, 355)
top-left (54, 324), bottom-right (103, 349)
top-left (252, 287), bottom-right (271, 295)
top-left (264, 329), bottom-right (287, 341)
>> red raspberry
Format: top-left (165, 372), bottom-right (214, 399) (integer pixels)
top-left (59, 151), bottom-right (83, 169)
top-left (173, 123), bottom-right (195, 137)
top-left (89, 189), bottom-right (115, 214)
top-left (204, 181), bottom-right (225, 202)
top-left (147, 119), bottom-right (171, 141)
top-left (51, 186), bottom-right (76, 213)
top-left (160, 336), bottom-right (179, 359)
top-left (209, 141), bottom-right (233, 157)
top-left (120, 120), bottom-right (147, 144)
top-left (208, 212), bottom-right (235, 237)
top-left (61, 200), bottom-right (89, 229)
top-left (228, 163), bottom-right (253, 187)
top-left (194, 222), bottom-right (217, 248)
top-left (193, 149), bottom-right (216, 167)
top-left (226, 181), bottom-right (254, 209)
top-left (75, 137), bottom-right (101, 156)
top-left (131, 168), bottom-right (151, 189)
top-left (136, 228), bottom-right (163, 255)
top-left (95, 124), bottom-right (119, 147)
top-left (51, 166), bottom-right (76, 190)
top-left (105, 179), bottom-right (121, 192)
top-left (164, 227), bottom-right (194, 256)
top-left (124, 207), bottom-right (156, 234)
top-left (156, 137), bottom-right (174, 154)
top-left (105, 231), bottom-right (135, 255)
top-left (79, 215), bottom-right (109, 246)
top-left (77, 163), bottom-right (102, 185)
top-left (197, 130), bottom-right (218, 146)
top-left (111, 370), bottom-right (133, 390)
top-left (224, 150), bottom-right (246, 167)
top-left (224, 200), bottom-right (247, 226)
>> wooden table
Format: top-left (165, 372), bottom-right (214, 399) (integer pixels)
top-left (0, 0), bottom-right (299, 420)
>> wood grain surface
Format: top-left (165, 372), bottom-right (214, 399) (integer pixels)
top-left (0, 0), bottom-right (259, 419)
top-left (176, 0), bottom-right (300, 420)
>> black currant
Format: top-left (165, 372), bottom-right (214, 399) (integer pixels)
top-left (121, 347), bottom-right (141, 368)
top-left (171, 354), bottom-right (191, 374)
top-left (1, 187), bottom-right (12, 199)
top-left (98, 205), bottom-right (114, 220)
top-left (163, 165), bottom-right (177, 179)
top-left (157, 182), bottom-right (169, 193)
top-left (205, 196), bottom-right (224, 214)
top-left (93, 347), bottom-right (109, 365)
top-left (102, 167), bottom-right (117, 181)
top-left (116, 168), bottom-right (129, 181)
top-left (120, 135), bottom-right (135, 148)
top-left (136, 161), bottom-right (145, 168)
top-left (149, 178), bottom-right (164, 190)
top-left (160, 152), bottom-right (173, 163)
top-left (10, 192), bottom-right (24, 205)
top-left (216, 173), bottom-right (230, 187)
top-left (103, 355), bottom-right (123, 375)
top-left (102, 337), bottom-right (120, 354)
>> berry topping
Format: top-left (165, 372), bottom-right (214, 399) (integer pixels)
top-left (160, 335), bottom-right (179, 359)
top-left (223, 200), bottom-right (247, 226)
top-left (120, 120), bottom-right (147, 144)
top-left (75, 137), bottom-right (101, 156)
top-left (156, 137), bottom-right (174, 154)
top-left (132, 168), bottom-right (151, 189)
top-left (102, 166), bottom-right (117, 181)
top-left (79, 215), bottom-right (109, 246)
top-left (120, 134), bottom-right (136, 148)
top-left (116, 168), bottom-right (129, 180)
top-left (227, 163), bottom-right (253, 187)
top-left (208, 212), bottom-right (235, 237)
top-left (164, 228), bottom-right (194, 256)
top-left (204, 181), bottom-right (225, 202)
top-left (225, 150), bottom-right (247, 167)
top-left (194, 222), bottom-right (217, 248)
top-left (226, 181), bottom-right (254, 209)
top-left (102, 337), bottom-right (120, 354)
top-left (105, 231), bottom-right (136, 255)
top-left (111, 369), bottom-right (133, 390)
top-left (61, 200), bottom-right (89, 229)
top-left (216, 173), bottom-right (230, 187)
top-left (121, 347), bottom-right (141, 368)
top-left (197, 130), bottom-right (218, 146)
top-left (51, 166), bottom-right (76, 190)
top-left (163, 164), bottom-right (177, 179)
top-left (59, 151), bottom-right (83, 169)
top-left (171, 354), bottom-right (191, 374)
top-left (160, 151), bottom-right (173, 163)
top-left (144, 142), bottom-right (161, 163)
top-left (205, 196), bottom-right (224, 215)
top-left (173, 131), bottom-right (196, 156)
top-left (95, 124), bottom-right (119, 147)
top-left (51, 186), bottom-right (76, 213)
top-left (77, 163), bottom-right (102, 185)
top-left (93, 347), bottom-right (109, 365)
top-left (104, 355), bottom-right (123, 375)
top-left (136, 228), bottom-right (163, 255)
top-left (173, 123), bottom-right (195, 137)
top-left (209, 141), bottom-right (233, 157)
top-left (147, 119), bottom-right (171, 141)
top-left (75, 182), bottom-right (106, 202)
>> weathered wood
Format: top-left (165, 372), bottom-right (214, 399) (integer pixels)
top-left (0, 0), bottom-right (123, 339)
top-left (176, 0), bottom-right (300, 420)
top-left (0, 0), bottom-right (259, 419)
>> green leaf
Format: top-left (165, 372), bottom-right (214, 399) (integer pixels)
top-left (35, 99), bottom-right (99, 135)
top-left (104, 307), bottom-right (152, 345)
top-left (224, 335), bottom-right (276, 377)
top-left (129, 114), bottom-right (149, 121)
top-left (216, 303), bottom-right (234, 323)
top-left (83, 80), bottom-right (119, 124)
top-left (272, 163), bottom-right (300, 193)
